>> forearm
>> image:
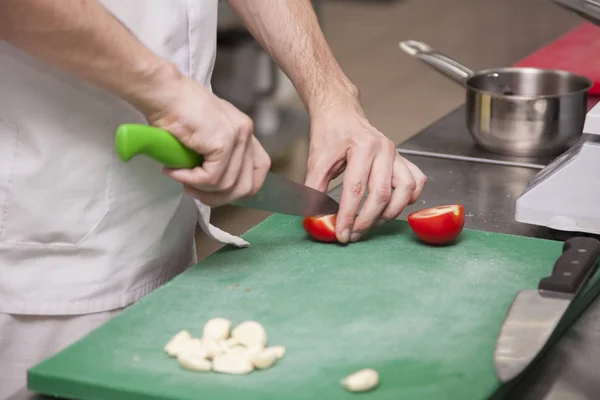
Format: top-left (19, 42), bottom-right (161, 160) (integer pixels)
top-left (227, 0), bottom-right (359, 116)
top-left (0, 0), bottom-right (179, 112)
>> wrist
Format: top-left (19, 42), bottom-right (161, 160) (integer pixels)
top-left (306, 78), bottom-right (362, 120)
top-left (122, 58), bottom-right (183, 116)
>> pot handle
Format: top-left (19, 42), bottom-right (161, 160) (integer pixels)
top-left (398, 40), bottom-right (474, 85)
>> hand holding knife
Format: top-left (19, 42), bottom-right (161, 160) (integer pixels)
top-left (114, 124), bottom-right (339, 217)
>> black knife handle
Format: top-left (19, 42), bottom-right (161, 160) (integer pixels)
top-left (538, 237), bottom-right (600, 294)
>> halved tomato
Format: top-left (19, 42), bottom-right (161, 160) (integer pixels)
top-left (302, 214), bottom-right (338, 243)
top-left (407, 204), bottom-right (465, 245)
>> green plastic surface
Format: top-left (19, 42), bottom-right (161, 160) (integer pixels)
top-left (27, 216), bottom-right (600, 400)
top-left (115, 124), bottom-right (203, 168)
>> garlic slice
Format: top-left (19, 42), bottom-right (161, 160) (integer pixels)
top-left (164, 330), bottom-right (192, 357)
top-left (179, 338), bottom-right (207, 359)
top-left (202, 318), bottom-right (232, 341)
top-left (212, 354), bottom-right (254, 375)
top-left (231, 321), bottom-right (267, 349)
top-left (270, 346), bottom-right (286, 359)
top-left (249, 347), bottom-right (279, 370)
top-left (203, 337), bottom-right (225, 359)
top-left (177, 352), bottom-right (212, 372)
top-left (341, 368), bottom-right (379, 392)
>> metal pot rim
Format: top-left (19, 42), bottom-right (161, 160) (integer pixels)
top-left (465, 67), bottom-right (594, 100)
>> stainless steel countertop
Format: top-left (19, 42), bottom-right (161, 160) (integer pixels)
top-left (12, 107), bottom-right (597, 400)
top-left (328, 106), bottom-right (600, 399)
top-left (12, 109), bottom-right (597, 400)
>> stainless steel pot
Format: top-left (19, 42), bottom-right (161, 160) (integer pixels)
top-left (398, 40), bottom-right (594, 157)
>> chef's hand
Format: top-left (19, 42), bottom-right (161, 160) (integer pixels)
top-left (137, 74), bottom-right (271, 207)
top-left (305, 104), bottom-right (427, 244)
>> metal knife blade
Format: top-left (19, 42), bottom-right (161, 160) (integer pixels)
top-left (114, 123), bottom-right (339, 217)
top-left (494, 291), bottom-right (571, 382)
top-left (234, 171), bottom-right (339, 216)
top-left (494, 237), bottom-right (600, 382)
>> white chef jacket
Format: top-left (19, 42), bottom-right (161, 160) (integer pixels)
top-left (0, 0), bottom-right (248, 316)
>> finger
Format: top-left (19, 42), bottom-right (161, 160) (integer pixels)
top-left (210, 145), bottom-right (255, 205)
top-left (167, 143), bottom-right (247, 194)
top-left (402, 157), bottom-right (427, 203)
top-left (305, 158), bottom-right (347, 193)
top-left (351, 143), bottom-right (395, 240)
top-left (164, 133), bottom-right (235, 191)
top-left (194, 102), bottom-right (249, 190)
top-left (336, 148), bottom-right (374, 244)
top-left (211, 123), bottom-right (251, 192)
top-left (165, 116), bottom-right (253, 193)
top-left (305, 166), bottom-right (330, 193)
top-left (164, 165), bottom-right (212, 188)
top-left (249, 136), bottom-right (271, 196)
top-left (185, 135), bottom-right (270, 206)
top-left (379, 157), bottom-right (417, 222)
top-left (185, 145), bottom-right (255, 207)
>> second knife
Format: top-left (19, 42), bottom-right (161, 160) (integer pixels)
top-left (494, 236), bottom-right (600, 382)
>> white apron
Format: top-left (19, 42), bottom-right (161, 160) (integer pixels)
top-left (0, 0), bottom-right (248, 316)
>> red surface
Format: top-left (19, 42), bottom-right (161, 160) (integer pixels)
top-left (302, 214), bottom-right (338, 243)
top-left (407, 205), bottom-right (465, 246)
top-left (513, 23), bottom-right (600, 97)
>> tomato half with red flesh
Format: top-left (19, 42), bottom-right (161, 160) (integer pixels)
top-left (407, 204), bottom-right (465, 245)
top-left (302, 214), bottom-right (338, 243)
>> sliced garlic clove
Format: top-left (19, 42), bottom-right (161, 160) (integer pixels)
top-left (219, 340), bottom-right (234, 354)
top-left (212, 354), bottom-right (254, 375)
top-left (231, 321), bottom-right (267, 349)
top-left (165, 343), bottom-right (185, 358)
top-left (341, 368), bottom-right (379, 392)
top-left (164, 330), bottom-right (192, 357)
top-left (177, 352), bottom-right (212, 372)
top-left (270, 346), bottom-right (286, 359)
top-left (226, 345), bottom-right (252, 359)
top-left (246, 345), bottom-right (263, 357)
top-left (249, 348), bottom-right (278, 370)
top-left (221, 337), bottom-right (241, 348)
top-left (202, 318), bottom-right (232, 341)
top-left (179, 338), bottom-right (207, 359)
top-left (203, 337), bottom-right (225, 359)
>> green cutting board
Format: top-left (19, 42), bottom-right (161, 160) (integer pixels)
top-left (28, 215), bottom-right (600, 399)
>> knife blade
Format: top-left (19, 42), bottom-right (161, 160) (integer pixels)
top-left (114, 123), bottom-right (339, 217)
top-left (494, 236), bottom-right (600, 383)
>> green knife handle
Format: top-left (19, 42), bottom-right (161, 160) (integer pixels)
top-left (115, 124), bottom-right (203, 169)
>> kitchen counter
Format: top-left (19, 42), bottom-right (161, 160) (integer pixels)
top-left (12, 108), bottom-right (598, 400)
top-left (12, 110), bottom-right (598, 400)
top-left (6, 0), bottom-right (591, 397)
top-left (328, 106), bottom-right (600, 399)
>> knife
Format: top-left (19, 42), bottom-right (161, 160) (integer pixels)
top-left (494, 236), bottom-right (600, 382)
top-left (114, 123), bottom-right (339, 217)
